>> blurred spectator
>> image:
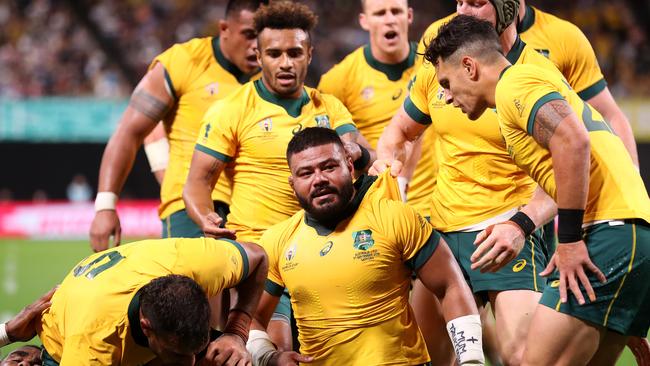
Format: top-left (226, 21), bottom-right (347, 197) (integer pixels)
top-left (32, 189), bottom-right (48, 203)
top-left (0, 0), bottom-right (647, 98)
top-left (0, 188), bottom-right (12, 202)
top-left (66, 174), bottom-right (92, 202)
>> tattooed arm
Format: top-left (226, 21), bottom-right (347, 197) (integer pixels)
top-left (90, 62), bottom-right (173, 251)
top-left (183, 150), bottom-right (236, 239)
top-left (532, 99), bottom-right (590, 210)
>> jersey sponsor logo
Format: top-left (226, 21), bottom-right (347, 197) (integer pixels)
top-left (315, 114), bottom-right (331, 128)
top-left (512, 259), bottom-right (527, 272)
top-left (258, 118), bottom-right (273, 132)
top-left (205, 82), bottom-right (219, 96)
top-left (320, 241), bottom-right (333, 256)
top-left (292, 123), bottom-right (303, 135)
top-left (352, 229), bottom-right (375, 250)
top-left (361, 86), bottom-right (374, 101)
top-left (392, 88), bottom-right (403, 101)
top-left (407, 75), bottom-right (416, 91)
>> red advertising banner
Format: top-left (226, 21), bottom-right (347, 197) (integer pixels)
top-left (0, 200), bottom-right (161, 239)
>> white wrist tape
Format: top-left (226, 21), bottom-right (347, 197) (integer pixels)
top-left (0, 323), bottom-right (11, 347)
top-left (446, 314), bottom-right (484, 365)
top-left (246, 330), bottom-right (277, 366)
top-left (144, 138), bottom-right (170, 172)
top-left (397, 176), bottom-right (409, 202)
top-left (94, 192), bottom-right (118, 212)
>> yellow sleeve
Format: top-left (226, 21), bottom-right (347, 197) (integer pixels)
top-left (59, 333), bottom-right (120, 365)
top-left (321, 94), bottom-right (358, 135)
top-left (496, 68), bottom-right (566, 135)
top-left (403, 65), bottom-right (434, 125)
top-left (317, 64), bottom-right (347, 106)
top-left (258, 226), bottom-right (285, 297)
top-left (376, 199), bottom-right (438, 271)
top-left (150, 43), bottom-right (196, 99)
top-left (172, 238), bottom-right (247, 297)
top-left (558, 24), bottom-right (606, 100)
top-left (195, 100), bottom-right (239, 162)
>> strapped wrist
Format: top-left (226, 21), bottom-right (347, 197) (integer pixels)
top-left (94, 192), bottom-right (118, 212)
top-left (0, 323), bottom-right (11, 347)
top-left (558, 208), bottom-right (584, 243)
top-left (508, 211), bottom-right (535, 237)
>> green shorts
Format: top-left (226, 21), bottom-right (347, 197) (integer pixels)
top-left (161, 201), bottom-right (229, 238)
top-left (42, 348), bottom-right (58, 366)
top-left (540, 220), bottom-right (650, 337)
top-left (442, 228), bottom-right (548, 296)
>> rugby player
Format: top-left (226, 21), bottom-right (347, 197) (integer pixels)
top-left (374, 1), bottom-right (562, 363)
top-left (1, 345), bottom-right (42, 366)
top-left (35, 237), bottom-right (267, 365)
top-left (428, 15), bottom-right (650, 365)
top-left (247, 127), bottom-right (482, 366)
top-left (89, 0), bottom-right (265, 250)
top-left (317, 0), bottom-right (437, 216)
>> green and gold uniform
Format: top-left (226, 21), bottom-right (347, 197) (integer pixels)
top-left (407, 16), bottom-right (561, 293)
top-left (38, 238), bottom-right (248, 365)
top-left (260, 172), bottom-right (438, 365)
top-left (318, 44), bottom-right (437, 216)
top-left (517, 5), bottom-right (606, 100)
top-left (196, 80), bottom-right (357, 243)
top-left (497, 63), bottom-right (650, 336)
top-left (152, 37), bottom-right (259, 237)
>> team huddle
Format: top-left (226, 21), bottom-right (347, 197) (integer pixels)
top-left (2, 0), bottom-right (649, 365)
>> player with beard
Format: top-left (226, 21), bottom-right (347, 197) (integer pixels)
top-left (317, 0), bottom-right (437, 217)
top-left (89, 0), bottom-right (265, 250)
top-left (183, 1), bottom-right (374, 351)
top-left (245, 127), bottom-right (482, 366)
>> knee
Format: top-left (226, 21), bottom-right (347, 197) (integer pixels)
top-left (500, 340), bottom-right (525, 366)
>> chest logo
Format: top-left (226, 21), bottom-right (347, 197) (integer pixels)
top-left (392, 88), bottom-right (403, 101)
top-left (205, 82), bottom-right (219, 96)
top-left (285, 243), bottom-right (297, 261)
top-left (436, 87), bottom-right (445, 101)
top-left (513, 98), bottom-right (524, 117)
top-left (320, 241), bottom-right (333, 257)
top-left (352, 229), bottom-right (375, 251)
top-left (314, 114), bottom-right (330, 128)
top-left (407, 76), bottom-right (416, 91)
top-left (361, 86), bottom-right (374, 101)
top-left (258, 118), bottom-right (273, 132)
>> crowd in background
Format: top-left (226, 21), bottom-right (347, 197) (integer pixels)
top-left (1, 0), bottom-right (648, 98)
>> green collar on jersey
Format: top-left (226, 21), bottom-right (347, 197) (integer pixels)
top-left (127, 288), bottom-right (149, 348)
top-left (212, 37), bottom-right (258, 84)
top-left (505, 36), bottom-right (525, 64)
top-left (499, 65), bottom-right (513, 80)
top-left (363, 42), bottom-right (417, 81)
top-left (254, 79), bottom-right (310, 118)
top-left (304, 174), bottom-right (378, 236)
top-left (517, 5), bottom-right (535, 33)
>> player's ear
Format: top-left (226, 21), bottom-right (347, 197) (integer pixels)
top-left (140, 317), bottom-right (153, 336)
top-left (359, 12), bottom-right (369, 31)
top-left (462, 56), bottom-right (478, 80)
top-left (407, 7), bottom-right (414, 25)
top-left (288, 175), bottom-right (295, 190)
top-left (219, 19), bottom-right (229, 37)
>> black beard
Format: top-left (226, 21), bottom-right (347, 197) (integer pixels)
top-left (297, 180), bottom-right (355, 226)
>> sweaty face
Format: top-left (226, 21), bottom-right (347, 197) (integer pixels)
top-left (220, 10), bottom-right (259, 74)
top-left (257, 28), bottom-right (312, 98)
top-left (289, 144), bottom-right (355, 222)
top-left (436, 57), bottom-right (488, 120)
top-left (1, 346), bottom-right (42, 366)
top-left (360, 0), bottom-right (412, 56)
top-left (456, 0), bottom-right (497, 27)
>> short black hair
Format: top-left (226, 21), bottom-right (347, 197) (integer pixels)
top-left (254, 1), bottom-right (318, 38)
top-left (140, 275), bottom-right (210, 353)
top-left (225, 0), bottom-right (268, 18)
top-left (286, 127), bottom-right (344, 164)
top-left (424, 15), bottom-right (502, 66)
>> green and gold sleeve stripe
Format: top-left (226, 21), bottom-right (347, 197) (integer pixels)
top-left (222, 238), bottom-right (249, 280)
top-left (577, 78), bottom-right (607, 101)
top-left (406, 230), bottom-right (441, 271)
top-left (404, 96), bottom-right (432, 125)
top-left (335, 123), bottom-right (358, 135)
top-left (195, 144), bottom-right (233, 163)
top-left (527, 92), bottom-right (564, 135)
top-left (264, 279), bottom-right (285, 297)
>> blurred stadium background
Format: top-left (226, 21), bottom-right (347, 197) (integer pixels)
top-left (0, 0), bottom-right (648, 363)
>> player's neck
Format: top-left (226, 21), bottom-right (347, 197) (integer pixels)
top-left (369, 41), bottom-right (410, 64)
top-left (218, 38), bottom-right (243, 74)
top-left (489, 58), bottom-right (513, 107)
top-left (499, 25), bottom-right (519, 56)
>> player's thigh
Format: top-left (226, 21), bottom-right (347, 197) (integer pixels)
top-left (587, 330), bottom-right (628, 366)
top-left (488, 289), bottom-right (542, 365)
top-left (410, 278), bottom-right (455, 366)
top-left (523, 304), bottom-right (601, 366)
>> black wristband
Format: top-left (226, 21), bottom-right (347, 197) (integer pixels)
top-left (508, 211), bottom-right (536, 237)
top-left (557, 208), bottom-right (585, 243)
top-left (353, 143), bottom-right (370, 171)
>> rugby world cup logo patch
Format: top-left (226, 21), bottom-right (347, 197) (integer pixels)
top-left (314, 114), bottom-right (330, 128)
top-left (285, 243), bottom-right (297, 261)
top-left (258, 118), bottom-right (273, 132)
top-left (352, 229), bottom-right (374, 251)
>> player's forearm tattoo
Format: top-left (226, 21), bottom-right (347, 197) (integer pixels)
top-left (532, 99), bottom-right (572, 148)
top-left (129, 89), bottom-right (171, 121)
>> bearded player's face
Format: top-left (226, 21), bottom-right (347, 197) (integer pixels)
top-left (456, 0), bottom-right (497, 28)
top-left (289, 143), bottom-right (355, 222)
top-left (256, 28), bottom-right (313, 98)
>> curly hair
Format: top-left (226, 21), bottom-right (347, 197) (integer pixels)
top-left (140, 274), bottom-right (210, 353)
top-left (253, 1), bottom-right (318, 36)
top-left (424, 15), bottom-right (502, 66)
